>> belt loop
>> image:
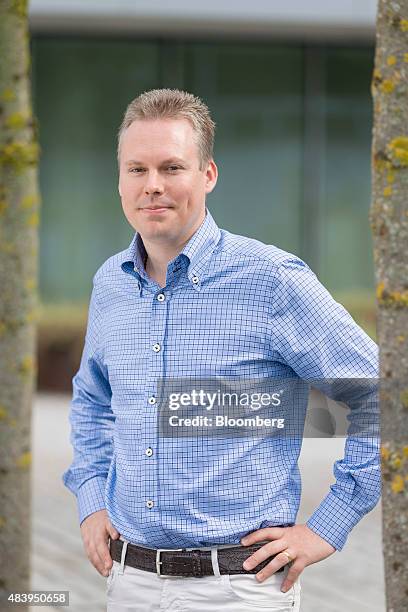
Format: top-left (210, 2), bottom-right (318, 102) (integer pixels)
top-left (118, 539), bottom-right (129, 575)
top-left (210, 548), bottom-right (221, 578)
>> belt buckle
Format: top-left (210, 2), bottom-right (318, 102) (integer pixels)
top-left (156, 548), bottom-right (184, 577)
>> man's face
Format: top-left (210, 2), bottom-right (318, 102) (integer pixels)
top-left (118, 118), bottom-right (217, 248)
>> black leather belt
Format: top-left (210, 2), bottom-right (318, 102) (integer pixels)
top-left (110, 538), bottom-right (285, 578)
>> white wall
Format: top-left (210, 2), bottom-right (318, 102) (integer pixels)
top-left (29, 0), bottom-right (377, 40)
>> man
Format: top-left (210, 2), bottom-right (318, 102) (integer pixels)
top-left (63, 89), bottom-right (380, 611)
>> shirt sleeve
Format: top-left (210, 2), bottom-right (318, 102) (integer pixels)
top-left (62, 277), bottom-right (114, 526)
top-left (269, 258), bottom-right (380, 551)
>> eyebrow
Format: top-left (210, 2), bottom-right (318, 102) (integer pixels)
top-left (125, 158), bottom-right (187, 166)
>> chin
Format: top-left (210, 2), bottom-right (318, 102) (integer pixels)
top-left (141, 224), bottom-right (176, 241)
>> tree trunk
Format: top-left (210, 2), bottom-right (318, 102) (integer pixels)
top-left (0, 0), bottom-right (40, 609)
top-left (371, 1), bottom-right (408, 610)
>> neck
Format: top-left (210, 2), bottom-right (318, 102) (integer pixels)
top-left (142, 211), bottom-right (206, 287)
top-left (144, 244), bottom-right (181, 287)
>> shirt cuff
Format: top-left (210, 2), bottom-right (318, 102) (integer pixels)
top-left (77, 476), bottom-right (107, 526)
top-left (306, 491), bottom-right (363, 551)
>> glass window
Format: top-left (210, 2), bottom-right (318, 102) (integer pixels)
top-left (321, 47), bottom-right (374, 294)
top-left (185, 43), bottom-right (303, 256)
top-left (32, 37), bottom-right (159, 302)
top-left (32, 37), bottom-right (374, 303)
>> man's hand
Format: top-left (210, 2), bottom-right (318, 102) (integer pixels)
top-left (240, 524), bottom-right (336, 592)
top-left (80, 509), bottom-right (120, 577)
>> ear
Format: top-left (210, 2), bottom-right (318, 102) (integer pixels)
top-left (204, 159), bottom-right (218, 195)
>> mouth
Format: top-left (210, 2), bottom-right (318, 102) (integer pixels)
top-left (140, 206), bottom-right (172, 214)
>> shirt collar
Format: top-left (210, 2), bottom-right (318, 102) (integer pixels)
top-left (120, 207), bottom-right (221, 292)
top-left (179, 207), bottom-right (221, 290)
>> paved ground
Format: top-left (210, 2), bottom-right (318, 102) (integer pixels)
top-left (30, 393), bottom-right (386, 611)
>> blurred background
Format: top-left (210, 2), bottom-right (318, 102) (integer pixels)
top-left (28, 1), bottom-right (384, 610)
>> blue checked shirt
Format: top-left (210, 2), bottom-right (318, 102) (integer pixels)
top-left (62, 208), bottom-right (380, 551)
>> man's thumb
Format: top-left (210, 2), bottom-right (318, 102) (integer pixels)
top-left (108, 523), bottom-right (120, 539)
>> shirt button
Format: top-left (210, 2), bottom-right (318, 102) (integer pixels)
top-left (148, 396), bottom-right (156, 405)
top-left (153, 343), bottom-right (161, 352)
top-left (146, 500), bottom-right (154, 509)
top-left (145, 448), bottom-right (153, 457)
top-left (192, 275), bottom-right (199, 284)
top-left (157, 293), bottom-right (165, 302)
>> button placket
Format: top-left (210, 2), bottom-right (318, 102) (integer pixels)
top-left (146, 289), bottom-right (168, 526)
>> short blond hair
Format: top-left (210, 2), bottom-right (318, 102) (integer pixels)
top-left (117, 88), bottom-right (215, 170)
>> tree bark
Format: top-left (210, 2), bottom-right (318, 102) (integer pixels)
top-left (0, 0), bottom-right (40, 608)
top-left (371, 1), bottom-right (408, 610)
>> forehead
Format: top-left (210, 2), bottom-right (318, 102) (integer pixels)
top-left (120, 117), bottom-right (199, 161)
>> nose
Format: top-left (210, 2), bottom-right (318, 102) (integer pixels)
top-left (144, 170), bottom-right (164, 196)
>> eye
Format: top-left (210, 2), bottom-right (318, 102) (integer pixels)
top-left (167, 165), bottom-right (182, 172)
top-left (129, 167), bottom-right (145, 173)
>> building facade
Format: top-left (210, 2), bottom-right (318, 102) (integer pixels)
top-left (29, 0), bottom-right (377, 303)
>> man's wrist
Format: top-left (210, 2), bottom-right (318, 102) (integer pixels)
top-left (306, 491), bottom-right (363, 551)
top-left (77, 475), bottom-right (107, 525)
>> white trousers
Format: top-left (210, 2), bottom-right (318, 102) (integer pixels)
top-left (106, 539), bottom-right (301, 612)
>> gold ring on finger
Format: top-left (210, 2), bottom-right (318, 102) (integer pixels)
top-left (282, 549), bottom-right (294, 563)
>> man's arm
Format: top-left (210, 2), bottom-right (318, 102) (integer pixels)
top-left (62, 278), bottom-right (119, 575)
top-left (241, 258), bottom-right (380, 591)
top-left (270, 258), bottom-right (380, 550)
